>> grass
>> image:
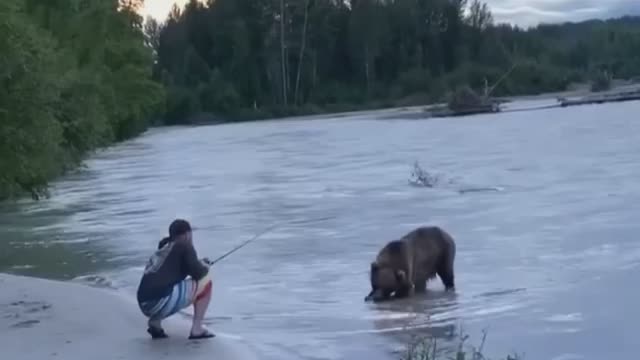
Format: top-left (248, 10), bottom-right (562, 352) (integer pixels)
top-left (398, 322), bottom-right (524, 360)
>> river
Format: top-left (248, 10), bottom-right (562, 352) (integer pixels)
top-left (2, 99), bottom-right (640, 360)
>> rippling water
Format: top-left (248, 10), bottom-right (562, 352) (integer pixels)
top-left (2, 100), bottom-right (640, 360)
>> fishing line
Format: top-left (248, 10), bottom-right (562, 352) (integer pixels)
top-left (203, 215), bottom-right (333, 266)
top-left (203, 223), bottom-right (279, 266)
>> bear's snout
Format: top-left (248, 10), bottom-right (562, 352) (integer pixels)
top-left (365, 288), bottom-right (394, 303)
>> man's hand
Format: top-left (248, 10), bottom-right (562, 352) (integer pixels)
top-left (201, 257), bottom-right (213, 266)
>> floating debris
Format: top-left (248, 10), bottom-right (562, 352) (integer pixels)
top-left (71, 274), bottom-right (116, 289)
top-left (458, 186), bottom-right (504, 194)
top-left (408, 161), bottom-right (447, 188)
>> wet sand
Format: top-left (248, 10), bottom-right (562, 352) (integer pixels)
top-left (0, 273), bottom-right (257, 360)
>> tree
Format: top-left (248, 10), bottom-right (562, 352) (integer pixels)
top-left (467, 0), bottom-right (493, 30)
top-left (146, 0), bottom-right (640, 124)
top-left (1, 0), bottom-right (164, 200)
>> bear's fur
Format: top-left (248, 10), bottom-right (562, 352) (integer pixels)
top-left (364, 226), bottom-right (456, 302)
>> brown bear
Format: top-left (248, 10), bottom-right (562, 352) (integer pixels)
top-left (364, 226), bottom-right (456, 302)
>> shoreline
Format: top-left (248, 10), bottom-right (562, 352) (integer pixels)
top-left (157, 81), bottom-right (640, 128)
top-left (0, 272), bottom-right (257, 360)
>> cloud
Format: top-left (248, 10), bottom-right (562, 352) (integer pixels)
top-left (485, 0), bottom-right (640, 27)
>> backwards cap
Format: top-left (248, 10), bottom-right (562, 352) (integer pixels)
top-left (169, 219), bottom-right (192, 238)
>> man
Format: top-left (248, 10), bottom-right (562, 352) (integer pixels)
top-left (136, 219), bottom-right (214, 340)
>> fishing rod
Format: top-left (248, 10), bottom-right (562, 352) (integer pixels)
top-left (202, 223), bottom-right (279, 266)
top-left (202, 216), bottom-right (333, 266)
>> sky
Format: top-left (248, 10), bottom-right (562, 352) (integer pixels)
top-left (488, 0), bottom-right (639, 27)
top-left (140, 0), bottom-right (189, 21)
top-left (141, 0), bottom-right (639, 28)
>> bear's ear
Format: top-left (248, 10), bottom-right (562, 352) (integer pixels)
top-left (395, 269), bottom-right (407, 283)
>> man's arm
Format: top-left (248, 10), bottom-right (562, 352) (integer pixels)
top-left (181, 241), bottom-right (209, 281)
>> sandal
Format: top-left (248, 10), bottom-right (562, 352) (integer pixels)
top-left (147, 326), bottom-right (168, 339)
top-left (188, 330), bottom-right (216, 340)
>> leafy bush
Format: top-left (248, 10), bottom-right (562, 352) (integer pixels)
top-left (0, 0), bottom-right (165, 200)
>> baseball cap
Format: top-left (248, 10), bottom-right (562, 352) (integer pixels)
top-left (168, 219), bottom-right (192, 238)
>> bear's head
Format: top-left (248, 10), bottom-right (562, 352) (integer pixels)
top-left (364, 261), bottom-right (408, 302)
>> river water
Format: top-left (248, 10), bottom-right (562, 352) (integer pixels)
top-left (2, 100), bottom-right (640, 360)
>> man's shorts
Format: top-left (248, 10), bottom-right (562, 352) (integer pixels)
top-left (139, 274), bottom-right (212, 320)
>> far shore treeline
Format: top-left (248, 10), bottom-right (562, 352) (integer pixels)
top-left (2, 0), bottom-right (640, 200)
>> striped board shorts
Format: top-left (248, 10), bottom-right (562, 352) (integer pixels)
top-left (139, 275), bottom-right (212, 321)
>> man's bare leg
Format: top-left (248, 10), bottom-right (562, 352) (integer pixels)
top-left (189, 279), bottom-right (214, 339)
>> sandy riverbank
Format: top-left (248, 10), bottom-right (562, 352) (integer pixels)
top-left (0, 273), bottom-right (257, 360)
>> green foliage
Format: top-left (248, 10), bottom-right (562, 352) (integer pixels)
top-left (400, 327), bottom-right (523, 360)
top-left (397, 68), bottom-right (433, 97)
top-left (151, 1), bottom-right (640, 124)
top-left (0, 0), bottom-right (165, 200)
top-left (591, 69), bottom-right (613, 92)
top-left (0, 0), bottom-right (65, 199)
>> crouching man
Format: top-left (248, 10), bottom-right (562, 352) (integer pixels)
top-left (136, 219), bottom-right (214, 340)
